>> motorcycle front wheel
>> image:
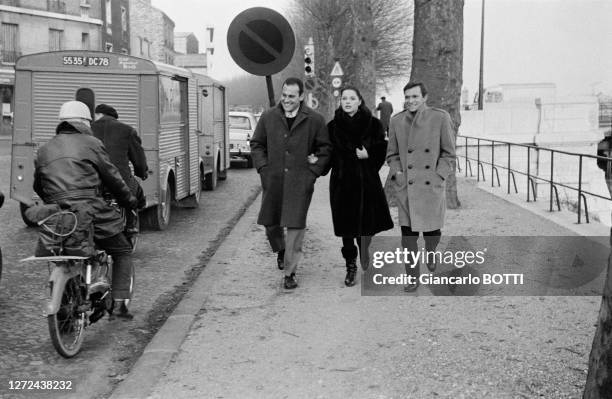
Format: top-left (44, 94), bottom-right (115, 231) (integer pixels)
top-left (47, 277), bottom-right (86, 358)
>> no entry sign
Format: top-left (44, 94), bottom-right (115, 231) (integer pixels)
top-left (227, 7), bottom-right (295, 76)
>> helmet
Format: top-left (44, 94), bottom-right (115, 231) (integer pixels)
top-left (58, 101), bottom-right (92, 121)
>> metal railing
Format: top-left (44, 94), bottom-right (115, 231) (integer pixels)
top-left (457, 135), bottom-right (612, 224)
top-left (0, 50), bottom-right (21, 64)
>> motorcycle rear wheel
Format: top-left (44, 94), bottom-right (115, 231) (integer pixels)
top-left (47, 277), bottom-right (86, 358)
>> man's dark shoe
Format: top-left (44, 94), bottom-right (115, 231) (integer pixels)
top-left (277, 249), bottom-right (285, 270)
top-left (284, 273), bottom-right (298, 289)
top-left (404, 262), bottom-right (419, 292)
top-left (403, 281), bottom-right (419, 293)
top-left (426, 260), bottom-right (436, 272)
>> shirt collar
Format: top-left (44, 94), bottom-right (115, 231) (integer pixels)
top-left (284, 108), bottom-right (299, 118)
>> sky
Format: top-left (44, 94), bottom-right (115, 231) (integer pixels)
top-left (151, 0), bottom-right (612, 109)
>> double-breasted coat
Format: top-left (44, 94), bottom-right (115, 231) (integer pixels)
top-left (328, 107), bottom-right (393, 237)
top-left (386, 104), bottom-right (456, 231)
top-left (250, 104), bottom-right (332, 229)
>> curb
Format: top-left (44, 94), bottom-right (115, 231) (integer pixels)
top-left (109, 188), bottom-right (261, 399)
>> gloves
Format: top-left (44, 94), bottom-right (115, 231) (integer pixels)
top-left (127, 195), bottom-right (139, 210)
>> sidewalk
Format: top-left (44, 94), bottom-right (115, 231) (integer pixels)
top-left (111, 172), bottom-right (606, 399)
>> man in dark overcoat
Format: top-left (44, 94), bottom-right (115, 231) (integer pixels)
top-left (376, 96), bottom-right (394, 135)
top-left (387, 82), bottom-right (456, 292)
top-left (92, 104), bottom-right (148, 233)
top-left (250, 77), bottom-right (332, 289)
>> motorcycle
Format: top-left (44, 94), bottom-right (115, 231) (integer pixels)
top-left (21, 209), bottom-right (117, 358)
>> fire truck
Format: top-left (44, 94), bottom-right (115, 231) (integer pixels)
top-left (10, 51), bottom-right (229, 230)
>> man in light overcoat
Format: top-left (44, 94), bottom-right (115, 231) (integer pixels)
top-left (250, 77), bottom-right (332, 289)
top-left (387, 82), bottom-right (456, 292)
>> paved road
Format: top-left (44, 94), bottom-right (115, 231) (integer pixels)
top-left (0, 152), bottom-right (261, 399)
top-left (139, 172), bottom-right (604, 399)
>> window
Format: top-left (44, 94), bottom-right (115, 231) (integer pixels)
top-left (75, 88), bottom-right (94, 119)
top-left (1, 23), bottom-right (18, 63)
top-left (81, 32), bottom-right (89, 50)
top-left (121, 6), bottom-right (127, 32)
top-left (105, 0), bottom-right (112, 25)
top-left (229, 116), bottom-right (251, 130)
top-left (49, 29), bottom-right (63, 51)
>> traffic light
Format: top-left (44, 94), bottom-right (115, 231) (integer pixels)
top-left (304, 38), bottom-right (315, 77)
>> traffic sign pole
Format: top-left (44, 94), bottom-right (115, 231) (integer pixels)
top-left (266, 75), bottom-right (275, 107)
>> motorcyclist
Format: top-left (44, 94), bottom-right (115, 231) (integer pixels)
top-left (33, 100), bottom-right (139, 319)
top-left (91, 104), bottom-right (148, 234)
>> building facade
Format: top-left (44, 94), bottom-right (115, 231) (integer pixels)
top-left (129, 0), bottom-right (175, 64)
top-left (0, 0), bottom-right (103, 135)
top-left (174, 32), bottom-right (197, 54)
top-left (100, 0), bottom-right (129, 54)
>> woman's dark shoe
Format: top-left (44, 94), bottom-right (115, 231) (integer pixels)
top-left (284, 273), bottom-right (298, 289)
top-left (345, 259), bottom-right (357, 287)
top-left (277, 249), bottom-right (285, 270)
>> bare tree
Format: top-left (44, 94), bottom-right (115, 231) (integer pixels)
top-left (410, 0), bottom-right (463, 209)
top-left (583, 177), bottom-right (612, 398)
top-left (289, 0), bottom-right (413, 118)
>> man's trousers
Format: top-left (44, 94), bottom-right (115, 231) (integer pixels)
top-left (265, 225), bottom-right (305, 276)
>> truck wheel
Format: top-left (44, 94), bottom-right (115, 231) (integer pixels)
top-left (217, 156), bottom-right (227, 181)
top-left (144, 181), bottom-right (173, 230)
top-left (20, 202), bottom-right (38, 227)
top-left (203, 162), bottom-right (218, 191)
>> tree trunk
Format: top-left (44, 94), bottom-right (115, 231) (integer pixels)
top-left (350, 0), bottom-right (377, 110)
top-left (411, 0), bottom-right (464, 209)
top-left (584, 180), bottom-right (612, 398)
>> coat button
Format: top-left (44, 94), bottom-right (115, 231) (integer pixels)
top-left (407, 149), bottom-right (414, 153)
top-left (284, 168), bottom-right (288, 172)
top-left (284, 134), bottom-right (288, 138)
top-left (407, 164), bottom-right (413, 169)
top-left (425, 165), bottom-right (430, 169)
top-left (425, 181), bottom-right (430, 185)
top-left (425, 148), bottom-right (430, 153)
top-left (408, 179), bottom-right (414, 185)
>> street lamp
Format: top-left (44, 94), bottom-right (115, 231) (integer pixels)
top-left (478, 0), bottom-right (485, 110)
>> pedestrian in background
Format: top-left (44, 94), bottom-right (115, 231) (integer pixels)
top-left (328, 86), bottom-right (393, 286)
top-left (250, 77), bottom-right (332, 290)
top-left (387, 82), bottom-right (456, 292)
top-left (376, 96), bottom-right (394, 136)
top-left (92, 104), bottom-right (148, 234)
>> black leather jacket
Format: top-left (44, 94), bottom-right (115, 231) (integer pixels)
top-left (34, 121), bottom-right (136, 239)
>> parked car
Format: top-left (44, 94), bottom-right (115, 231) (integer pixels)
top-left (229, 111), bottom-right (258, 168)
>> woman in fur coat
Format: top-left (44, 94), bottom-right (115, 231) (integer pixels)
top-left (327, 86), bottom-right (394, 286)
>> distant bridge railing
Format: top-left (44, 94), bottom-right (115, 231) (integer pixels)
top-left (456, 135), bottom-right (612, 224)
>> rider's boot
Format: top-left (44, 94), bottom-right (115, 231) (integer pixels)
top-left (112, 300), bottom-right (133, 320)
top-left (125, 209), bottom-right (139, 235)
